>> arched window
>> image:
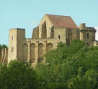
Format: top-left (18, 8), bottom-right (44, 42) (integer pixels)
top-left (38, 43), bottom-right (44, 62)
top-left (23, 44), bottom-right (28, 62)
top-left (46, 43), bottom-right (53, 52)
top-left (30, 43), bottom-right (36, 63)
top-left (41, 22), bottom-right (47, 38)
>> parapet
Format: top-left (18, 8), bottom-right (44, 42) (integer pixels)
top-left (79, 23), bottom-right (86, 29)
top-left (10, 28), bottom-right (25, 31)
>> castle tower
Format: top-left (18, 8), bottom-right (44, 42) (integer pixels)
top-left (8, 28), bottom-right (25, 63)
top-left (79, 23), bottom-right (96, 46)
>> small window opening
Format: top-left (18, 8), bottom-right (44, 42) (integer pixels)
top-left (87, 33), bottom-right (89, 39)
top-left (12, 36), bottom-right (13, 40)
top-left (58, 35), bottom-right (60, 39)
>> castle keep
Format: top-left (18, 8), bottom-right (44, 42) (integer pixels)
top-left (0, 14), bottom-right (97, 64)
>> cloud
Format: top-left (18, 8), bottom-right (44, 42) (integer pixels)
top-left (95, 26), bottom-right (98, 40)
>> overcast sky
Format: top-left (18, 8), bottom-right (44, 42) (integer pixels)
top-left (0, 0), bottom-right (98, 45)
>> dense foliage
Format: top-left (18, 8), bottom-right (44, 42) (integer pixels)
top-left (1, 40), bottom-right (98, 89)
top-left (0, 61), bottom-right (38, 89)
top-left (0, 44), bottom-right (7, 49)
top-left (36, 40), bottom-right (98, 89)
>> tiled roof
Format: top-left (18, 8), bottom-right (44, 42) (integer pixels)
top-left (46, 14), bottom-right (78, 28)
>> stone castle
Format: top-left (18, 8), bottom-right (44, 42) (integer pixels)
top-left (0, 14), bottom-right (98, 64)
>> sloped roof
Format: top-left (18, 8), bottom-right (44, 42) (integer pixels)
top-left (46, 14), bottom-right (78, 28)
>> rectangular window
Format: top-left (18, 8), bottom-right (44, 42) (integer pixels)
top-left (87, 33), bottom-right (89, 39)
top-left (12, 36), bottom-right (13, 40)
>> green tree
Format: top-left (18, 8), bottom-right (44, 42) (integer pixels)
top-left (0, 44), bottom-right (7, 49)
top-left (85, 69), bottom-right (98, 89)
top-left (36, 40), bottom-right (85, 88)
top-left (36, 40), bottom-right (98, 89)
top-left (0, 60), bottom-right (38, 89)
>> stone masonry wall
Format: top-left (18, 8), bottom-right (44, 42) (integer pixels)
top-left (8, 28), bottom-right (25, 63)
top-left (32, 27), bottom-right (39, 38)
top-left (0, 48), bottom-right (8, 63)
top-left (39, 14), bottom-right (53, 38)
top-left (23, 38), bottom-right (53, 64)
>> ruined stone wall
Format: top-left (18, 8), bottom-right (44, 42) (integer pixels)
top-left (30, 43), bottom-right (36, 63)
top-left (71, 28), bottom-right (79, 40)
top-left (17, 29), bottom-right (25, 61)
top-left (79, 23), bottom-right (96, 46)
top-left (23, 43), bottom-right (28, 62)
top-left (53, 27), bottom-right (66, 48)
top-left (0, 48), bottom-right (8, 63)
top-left (39, 15), bottom-right (53, 38)
top-left (22, 38), bottom-right (53, 64)
top-left (4, 48), bottom-right (8, 63)
top-left (6, 19), bottom-right (97, 65)
top-left (8, 29), bottom-right (17, 62)
top-left (8, 28), bottom-right (25, 63)
top-left (66, 28), bottom-right (79, 44)
top-left (32, 27), bottom-right (39, 38)
top-left (80, 30), bottom-right (95, 45)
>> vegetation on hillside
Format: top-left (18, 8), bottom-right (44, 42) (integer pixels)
top-left (36, 40), bottom-right (98, 89)
top-left (0, 61), bottom-right (38, 89)
top-left (1, 40), bottom-right (98, 89)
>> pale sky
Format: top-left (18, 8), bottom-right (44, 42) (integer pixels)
top-left (0, 0), bottom-right (98, 45)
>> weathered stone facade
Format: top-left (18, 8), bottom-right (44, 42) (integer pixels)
top-left (0, 14), bottom-right (97, 64)
top-left (0, 48), bottom-right (8, 63)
